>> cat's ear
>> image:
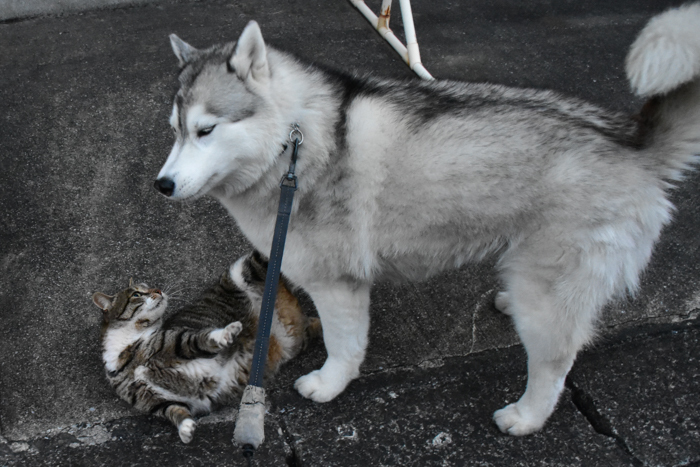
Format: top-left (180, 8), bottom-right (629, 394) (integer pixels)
top-left (92, 292), bottom-right (113, 311)
top-left (129, 277), bottom-right (134, 288)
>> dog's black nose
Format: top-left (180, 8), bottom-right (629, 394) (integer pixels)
top-left (154, 178), bottom-right (175, 197)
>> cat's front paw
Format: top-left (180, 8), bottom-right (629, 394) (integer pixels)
top-left (178, 418), bottom-right (196, 444)
top-left (209, 321), bottom-right (243, 348)
top-left (133, 365), bottom-right (149, 382)
top-left (493, 403), bottom-right (545, 436)
top-left (222, 321), bottom-right (243, 343)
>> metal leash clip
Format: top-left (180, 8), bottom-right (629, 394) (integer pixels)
top-left (281, 123), bottom-right (302, 189)
top-left (289, 123), bottom-right (304, 145)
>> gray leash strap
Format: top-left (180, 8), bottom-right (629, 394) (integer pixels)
top-left (234, 127), bottom-right (301, 461)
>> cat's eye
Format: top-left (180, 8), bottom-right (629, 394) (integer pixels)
top-left (132, 292), bottom-right (142, 298)
top-left (197, 125), bottom-right (215, 138)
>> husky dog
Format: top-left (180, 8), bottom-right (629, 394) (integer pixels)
top-left (155, 4), bottom-right (700, 435)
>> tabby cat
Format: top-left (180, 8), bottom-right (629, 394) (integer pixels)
top-left (92, 251), bottom-right (321, 443)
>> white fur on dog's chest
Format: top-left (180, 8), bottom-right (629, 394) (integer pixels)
top-left (219, 194), bottom-right (360, 283)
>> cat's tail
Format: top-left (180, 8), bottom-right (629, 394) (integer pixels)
top-left (305, 317), bottom-right (323, 341)
top-left (626, 3), bottom-right (700, 181)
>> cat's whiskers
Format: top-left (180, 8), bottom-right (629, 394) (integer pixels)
top-left (163, 285), bottom-right (189, 298)
top-left (161, 282), bottom-right (194, 304)
top-left (162, 279), bottom-right (187, 295)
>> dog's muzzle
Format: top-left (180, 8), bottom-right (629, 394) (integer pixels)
top-left (153, 178), bottom-right (175, 197)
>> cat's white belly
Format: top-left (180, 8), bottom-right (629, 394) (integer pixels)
top-left (134, 363), bottom-right (214, 414)
top-left (102, 327), bottom-right (155, 373)
top-left (178, 357), bottom-right (245, 399)
top-left (134, 360), bottom-right (236, 415)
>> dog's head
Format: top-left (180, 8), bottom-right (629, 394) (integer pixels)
top-left (154, 21), bottom-right (280, 200)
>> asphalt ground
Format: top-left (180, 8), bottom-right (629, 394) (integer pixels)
top-left (1, 0), bottom-right (699, 465)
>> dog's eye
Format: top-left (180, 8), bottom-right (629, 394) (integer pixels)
top-left (197, 126), bottom-right (215, 138)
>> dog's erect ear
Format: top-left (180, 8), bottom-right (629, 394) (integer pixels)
top-left (170, 34), bottom-right (198, 67)
top-left (229, 21), bottom-right (269, 85)
top-left (92, 292), bottom-right (113, 311)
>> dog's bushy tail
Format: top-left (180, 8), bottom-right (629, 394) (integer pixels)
top-left (626, 3), bottom-right (700, 97)
top-left (626, 2), bottom-right (700, 181)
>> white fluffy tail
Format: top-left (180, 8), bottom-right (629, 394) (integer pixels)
top-left (626, 3), bottom-right (700, 181)
top-left (626, 3), bottom-right (700, 97)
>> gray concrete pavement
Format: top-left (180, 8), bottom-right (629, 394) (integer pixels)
top-left (1, 323), bottom-right (698, 466)
top-left (0, 0), bottom-right (152, 22)
top-left (1, 0), bottom-right (699, 465)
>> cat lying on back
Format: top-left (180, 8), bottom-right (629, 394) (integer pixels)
top-left (92, 251), bottom-right (321, 443)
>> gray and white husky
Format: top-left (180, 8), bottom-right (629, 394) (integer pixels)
top-left (155, 4), bottom-right (700, 435)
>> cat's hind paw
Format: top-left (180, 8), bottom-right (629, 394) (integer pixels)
top-left (178, 418), bottom-right (196, 444)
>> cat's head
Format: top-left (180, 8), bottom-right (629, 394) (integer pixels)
top-left (92, 279), bottom-right (168, 335)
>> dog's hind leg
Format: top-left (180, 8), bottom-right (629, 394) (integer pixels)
top-left (294, 280), bottom-right (371, 402)
top-left (494, 291), bottom-right (512, 315)
top-left (493, 268), bottom-right (596, 436)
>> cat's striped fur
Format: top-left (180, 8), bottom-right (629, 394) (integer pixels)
top-left (92, 250), bottom-right (321, 443)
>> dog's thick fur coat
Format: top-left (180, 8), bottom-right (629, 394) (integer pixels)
top-left (156, 4), bottom-right (700, 435)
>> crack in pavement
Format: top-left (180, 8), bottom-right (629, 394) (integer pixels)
top-left (605, 311), bottom-right (700, 330)
top-left (566, 377), bottom-right (645, 466)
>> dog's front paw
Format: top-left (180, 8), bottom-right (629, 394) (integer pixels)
top-left (294, 369), bottom-right (349, 403)
top-left (178, 418), bottom-right (196, 444)
top-left (209, 321), bottom-right (243, 348)
top-left (493, 403), bottom-right (545, 436)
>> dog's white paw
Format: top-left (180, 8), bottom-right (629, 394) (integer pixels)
top-left (494, 291), bottom-right (511, 315)
top-left (294, 369), bottom-right (349, 403)
top-left (493, 403), bottom-right (545, 436)
top-left (210, 321), bottom-right (243, 348)
top-left (178, 418), bottom-right (196, 444)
